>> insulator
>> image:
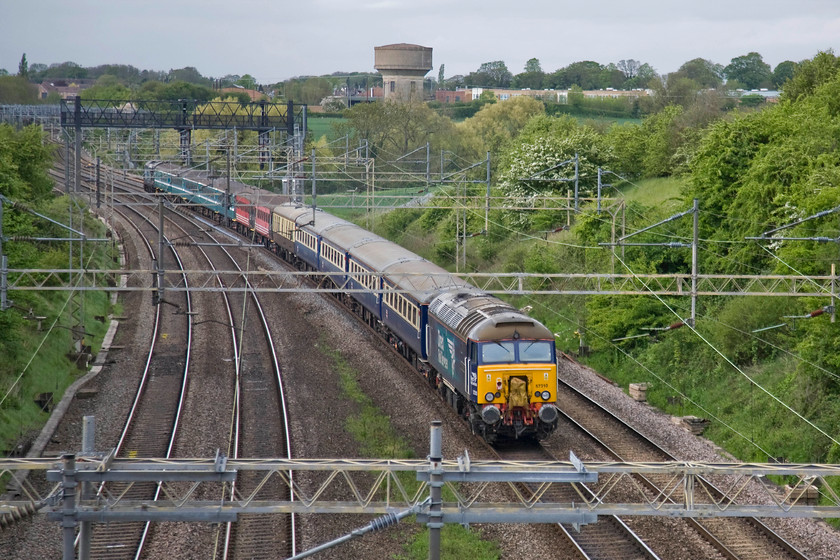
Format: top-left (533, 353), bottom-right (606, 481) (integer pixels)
top-left (809, 309), bottom-right (825, 317)
top-left (368, 512), bottom-right (398, 531)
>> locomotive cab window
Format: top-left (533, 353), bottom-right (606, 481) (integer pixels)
top-left (481, 342), bottom-right (515, 363)
top-left (519, 341), bottom-right (554, 362)
top-left (479, 340), bottom-right (554, 364)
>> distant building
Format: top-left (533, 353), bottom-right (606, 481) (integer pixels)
top-left (434, 87), bottom-right (651, 104)
top-left (374, 43), bottom-right (432, 102)
top-left (38, 79), bottom-right (95, 100)
top-left (220, 87), bottom-right (264, 102)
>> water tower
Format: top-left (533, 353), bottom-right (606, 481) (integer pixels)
top-left (374, 43), bottom-right (433, 101)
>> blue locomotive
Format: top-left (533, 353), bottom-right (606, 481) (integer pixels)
top-left (144, 161), bottom-right (559, 443)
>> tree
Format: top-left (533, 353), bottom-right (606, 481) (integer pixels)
top-left (673, 58), bottom-right (724, 88)
top-left (457, 95), bottom-right (544, 159)
top-left (621, 63), bottom-right (659, 90)
top-left (150, 81), bottom-right (214, 103)
top-left (513, 58), bottom-right (545, 90)
top-left (337, 100), bottom-right (456, 159)
top-left (562, 61), bottom-right (604, 90)
top-left (724, 52), bottom-right (772, 89)
top-left (600, 63), bottom-right (626, 89)
top-left (772, 61), bottom-right (797, 89)
top-left (0, 69), bottom-right (8, 77)
top-left (617, 59), bottom-right (641, 79)
top-left (284, 76), bottom-right (332, 105)
top-left (80, 75), bottom-right (131, 101)
top-left (524, 58), bottom-right (542, 74)
top-left (236, 74), bottom-right (257, 90)
top-left (467, 61), bottom-right (512, 88)
top-left (0, 76), bottom-right (38, 104)
top-left (18, 53), bottom-right (28, 79)
top-left (87, 64), bottom-right (142, 85)
top-left (438, 64), bottom-right (445, 88)
top-left (41, 61), bottom-right (87, 80)
top-left (0, 124), bottom-right (55, 201)
top-left (167, 67), bottom-right (210, 86)
top-left (781, 51), bottom-right (840, 101)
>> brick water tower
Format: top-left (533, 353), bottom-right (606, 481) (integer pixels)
top-left (374, 43), bottom-right (433, 101)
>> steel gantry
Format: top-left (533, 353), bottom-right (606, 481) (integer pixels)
top-left (2, 428), bottom-right (840, 559)
top-left (3, 268), bottom-right (839, 297)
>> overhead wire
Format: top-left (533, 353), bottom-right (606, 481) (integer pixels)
top-left (519, 292), bottom-right (780, 460)
top-left (611, 251), bottom-right (840, 447)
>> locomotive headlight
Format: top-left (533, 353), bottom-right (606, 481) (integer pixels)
top-left (485, 392), bottom-right (495, 402)
top-left (541, 390), bottom-right (551, 400)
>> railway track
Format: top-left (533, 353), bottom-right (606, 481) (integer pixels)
top-left (496, 442), bottom-right (660, 560)
top-left (171, 210), bottom-right (297, 559)
top-left (88, 168), bottom-right (298, 558)
top-left (554, 376), bottom-right (809, 560)
top-left (84, 194), bottom-right (193, 559)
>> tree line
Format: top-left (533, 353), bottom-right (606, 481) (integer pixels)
top-left (1, 50), bottom-right (800, 109)
top-left (442, 52), bottom-right (795, 92)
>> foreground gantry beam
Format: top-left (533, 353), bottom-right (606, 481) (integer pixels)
top-left (2, 455), bottom-right (839, 524)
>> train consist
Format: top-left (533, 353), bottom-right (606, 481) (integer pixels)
top-left (144, 161), bottom-right (559, 443)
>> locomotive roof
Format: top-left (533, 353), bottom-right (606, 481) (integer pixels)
top-left (429, 289), bottom-right (553, 341)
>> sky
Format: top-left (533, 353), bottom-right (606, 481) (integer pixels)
top-left (2, 1), bottom-right (839, 84)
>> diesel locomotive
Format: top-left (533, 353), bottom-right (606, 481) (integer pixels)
top-left (144, 161), bottom-right (559, 443)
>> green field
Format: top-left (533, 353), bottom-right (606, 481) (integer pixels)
top-left (307, 115), bottom-right (344, 142)
top-left (619, 176), bottom-right (686, 210)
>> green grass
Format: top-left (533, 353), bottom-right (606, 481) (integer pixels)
top-left (0, 208), bottom-right (118, 455)
top-left (618, 176), bottom-right (687, 210)
top-left (394, 524), bottom-right (501, 560)
top-left (307, 115), bottom-right (345, 142)
top-left (320, 341), bottom-right (413, 459)
top-left (317, 339), bottom-right (502, 558)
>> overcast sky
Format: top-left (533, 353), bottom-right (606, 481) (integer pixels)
top-left (2, 1), bottom-right (839, 84)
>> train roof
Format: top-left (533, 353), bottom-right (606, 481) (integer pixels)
top-left (298, 211), bottom-right (357, 236)
top-left (383, 259), bottom-right (469, 302)
top-left (272, 203), bottom-right (319, 223)
top-left (429, 289), bottom-right (553, 341)
top-left (148, 160), bottom-right (277, 203)
top-left (233, 189), bottom-right (290, 209)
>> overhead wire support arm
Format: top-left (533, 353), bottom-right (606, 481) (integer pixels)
top-left (746, 235), bottom-right (840, 244)
top-left (759, 205), bottom-right (840, 238)
top-left (525, 157), bottom-right (576, 180)
top-left (618, 205), bottom-right (696, 242)
top-left (600, 242), bottom-right (691, 248)
top-left (0, 195), bottom-right (88, 238)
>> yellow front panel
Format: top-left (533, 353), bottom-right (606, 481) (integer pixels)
top-left (476, 364), bottom-right (557, 404)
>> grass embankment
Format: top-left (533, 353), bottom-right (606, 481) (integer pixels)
top-left (1, 202), bottom-right (119, 456)
top-left (319, 342), bottom-right (502, 560)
